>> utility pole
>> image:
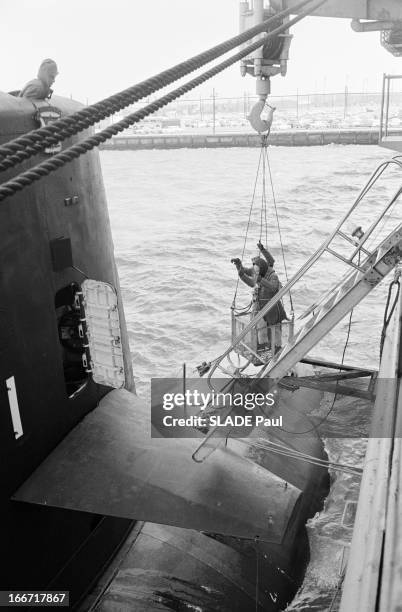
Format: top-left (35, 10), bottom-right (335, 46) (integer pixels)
top-left (344, 85), bottom-right (349, 119)
top-left (212, 88), bottom-right (216, 134)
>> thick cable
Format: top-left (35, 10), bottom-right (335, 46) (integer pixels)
top-left (0, 0), bottom-right (323, 172)
top-left (0, 1), bottom-right (328, 202)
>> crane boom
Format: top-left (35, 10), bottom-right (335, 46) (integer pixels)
top-left (284, 0), bottom-right (402, 20)
top-left (240, 0), bottom-right (402, 121)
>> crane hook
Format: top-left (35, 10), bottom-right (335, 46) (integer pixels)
top-left (248, 100), bottom-right (276, 135)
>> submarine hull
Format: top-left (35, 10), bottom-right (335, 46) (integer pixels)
top-left (0, 92), bottom-right (328, 610)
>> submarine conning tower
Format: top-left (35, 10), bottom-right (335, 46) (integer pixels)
top-left (0, 91), bottom-right (135, 598)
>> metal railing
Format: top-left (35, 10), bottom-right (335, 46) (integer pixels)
top-left (206, 155), bottom-right (402, 390)
top-left (379, 74), bottom-right (402, 142)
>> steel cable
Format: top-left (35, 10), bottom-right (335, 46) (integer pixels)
top-left (0, 0), bottom-right (327, 203)
top-left (0, 0), bottom-right (322, 172)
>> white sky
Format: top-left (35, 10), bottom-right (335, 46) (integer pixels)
top-left (1, 0), bottom-right (402, 103)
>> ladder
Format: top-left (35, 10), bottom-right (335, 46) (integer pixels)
top-left (257, 224), bottom-right (402, 383)
top-left (206, 157), bottom-right (402, 390)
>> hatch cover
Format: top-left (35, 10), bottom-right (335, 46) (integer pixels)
top-left (81, 279), bottom-right (125, 389)
top-left (13, 389), bottom-right (300, 543)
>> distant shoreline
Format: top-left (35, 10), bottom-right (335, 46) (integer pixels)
top-left (99, 128), bottom-right (402, 150)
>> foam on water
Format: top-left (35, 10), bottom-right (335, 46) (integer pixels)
top-left (100, 144), bottom-right (401, 610)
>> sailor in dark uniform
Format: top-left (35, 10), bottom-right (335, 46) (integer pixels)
top-left (232, 241), bottom-right (287, 350)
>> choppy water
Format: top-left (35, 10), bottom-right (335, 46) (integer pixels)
top-left (100, 144), bottom-right (402, 611)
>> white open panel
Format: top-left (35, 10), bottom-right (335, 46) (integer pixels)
top-left (6, 376), bottom-right (23, 439)
top-left (81, 280), bottom-right (125, 389)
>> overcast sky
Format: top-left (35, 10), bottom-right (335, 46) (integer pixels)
top-left (1, 0), bottom-right (402, 103)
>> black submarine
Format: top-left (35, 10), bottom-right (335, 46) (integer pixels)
top-left (0, 90), bottom-right (330, 611)
top-left (3, 0), bottom-right (379, 607)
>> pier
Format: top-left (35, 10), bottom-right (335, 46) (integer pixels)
top-left (100, 128), bottom-right (402, 151)
top-left (339, 271), bottom-right (402, 612)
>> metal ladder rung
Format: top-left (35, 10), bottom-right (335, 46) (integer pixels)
top-left (325, 246), bottom-right (365, 271)
top-left (258, 242), bottom-right (402, 383)
top-left (238, 341), bottom-right (269, 365)
top-left (338, 273), bottom-right (360, 296)
top-left (336, 230), bottom-right (373, 257)
top-left (299, 303), bottom-right (318, 319)
top-left (375, 245), bottom-right (389, 264)
top-left (318, 294), bottom-right (338, 314)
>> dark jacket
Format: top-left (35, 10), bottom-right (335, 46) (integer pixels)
top-left (239, 255), bottom-right (287, 325)
top-left (258, 269), bottom-right (287, 325)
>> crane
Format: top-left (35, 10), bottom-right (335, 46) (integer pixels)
top-left (240, 0), bottom-right (402, 128)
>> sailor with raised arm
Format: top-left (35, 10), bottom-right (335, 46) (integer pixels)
top-left (232, 241), bottom-right (287, 351)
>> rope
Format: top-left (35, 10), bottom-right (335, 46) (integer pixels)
top-left (380, 273), bottom-right (401, 357)
top-left (279, 291), bottom-right (356, 436)
top-left (0, 1), bottom-right (328, 203)
top-left (264, 145), bottom-right (294, 311)
top-left (263, 140), bottom-right (268, 246)
top-left (259, 137), bottom-right (268, 243)
top-left (209, 158), bottom-right (402, 384)
top-left (235, 438), bottom-right (362, 476)
top-left (232, 143), bottom-right (265, 307)
top-left (0, 0), bottom-right (324, 172)
top-left (254, 536), bottom-right (260, 612)
top-left (328, 574), bottom-right (345, 612)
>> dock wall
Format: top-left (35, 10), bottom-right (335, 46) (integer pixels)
top-left (98, 129), bottom-right (401, 151)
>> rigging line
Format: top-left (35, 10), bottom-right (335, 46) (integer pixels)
top-left (328, 571), bottom-right (345, 612)
top-left (249, 440), bottom-right (362, 474)
top-left (0, 0), bottom-right (329, 202)
top-left (241, 132), bottom-right (266, 258)
top-left (210, 160), bottom-right (402, 382)
top-left (259, 149), bottom-right (265, 242)
top-left (233, 142), bottom-right (265, 305)
top-left (263, 149), bottom-right (268, 245)
top-left (260, 137), bottom-right (268, 244)
top-left (380, 276), bottom-right (401, 358)
top-left (0, 0), bottom-right (324, 171)
top-left (254, 536), bottom-right (260, 612)
top-left (260, 136), bottom-right (269, 246)
top-left (264, 144), bottom-right (294, 311)
top-left (234, 438), bottom-right (362, 475)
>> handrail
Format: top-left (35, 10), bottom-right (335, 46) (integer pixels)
top-left (207, 156), bottom-right (402, 387)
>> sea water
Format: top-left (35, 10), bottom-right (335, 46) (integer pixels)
top-left (100, 144), bottom-right (402, 611)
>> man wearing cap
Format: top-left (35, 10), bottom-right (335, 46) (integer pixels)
top-left (19, 59), bottom-right (58, 100)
